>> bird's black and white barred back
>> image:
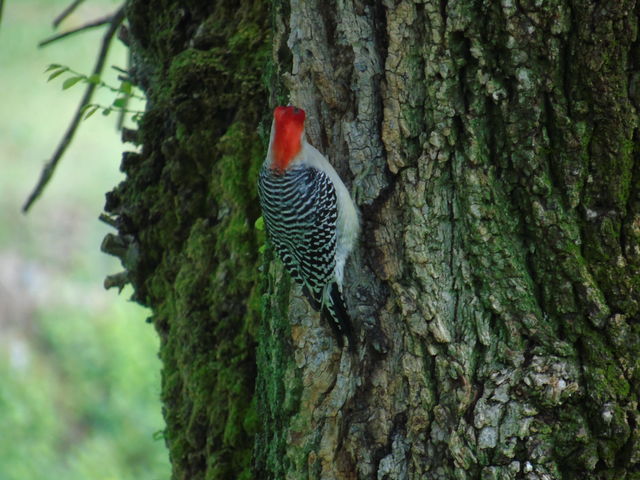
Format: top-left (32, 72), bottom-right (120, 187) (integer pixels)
top-left (258, 165), bottom-right (355, 348)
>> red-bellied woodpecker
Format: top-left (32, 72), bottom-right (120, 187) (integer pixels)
top-left (258, 105), bottom-right (359, 350)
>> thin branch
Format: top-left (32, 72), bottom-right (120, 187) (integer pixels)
top-left (53, 0), bottom-right (85, 28)
top-left (116, 51), bottom-right (133, 131)
top-left (55, 65), bottom-right (144, 100)
top-left (40, 15), bottom-right (112, 48)
top-left (0, 0), bottom-right (4, 28)
top-left (111, 65), bottom-right (129, 75)
top-left (23, 7), bottom-right (125, 213)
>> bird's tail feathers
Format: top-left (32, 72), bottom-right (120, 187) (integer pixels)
top-left (302, 285), bottom-right (321, 311)
top-left (321, 282), bottom-right (356, 351)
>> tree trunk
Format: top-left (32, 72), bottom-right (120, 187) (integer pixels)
top-left (103, 1), bottom-right (269, 479)
top-left (105, 0), bottom-right (640, 479)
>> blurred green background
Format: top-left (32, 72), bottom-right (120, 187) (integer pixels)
top-left (0, 1), bottom-right (169, 479)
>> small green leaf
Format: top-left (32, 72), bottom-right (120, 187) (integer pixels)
top-left (83, 105), bottom-right (100, 120)
top-left (112, 97), bottom-right (128, 108)
top-left (102, 108), bottom-right (112, 117)
top-left (45, 64), bottom-right (63, 72)
top-left (87, 74), bottom-right (101, 85)
top-left (62, 76), bottom-right (83, 90)
top-left (119, 81), bottom-right (132, 95)
top-left (258, 244), bottom-right (266, 254)
top-left (254, 216), bottom-right (264, 231)
top-left (47, 68), bottom-right (67, 82)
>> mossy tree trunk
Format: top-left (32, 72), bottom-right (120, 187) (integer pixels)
top-left (105, 0), bottom-right (640, 479)
top-left (103, 1), bottom-right (269, 479)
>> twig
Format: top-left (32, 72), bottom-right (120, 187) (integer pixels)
top-left (23, 7), bottom-right (125, 213)
top-left (116, 51), bottom-right (133, 130)
top-left (0, 0), bottom-right (4, 28)
top-left (53, 0), bottom-right (85, 28)
top-left (40, 15), bottom-right (112, 48)
top-left (53, 65), bottom-right (144, 100)
top-left (111, 65), bottom-right (129, 75)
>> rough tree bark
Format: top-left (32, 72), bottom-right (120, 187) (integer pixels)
top-left (103, 0), bottom-right (640, 479)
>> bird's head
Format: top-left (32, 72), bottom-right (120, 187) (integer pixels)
top-left (271, 105), bottom-right (306, 172)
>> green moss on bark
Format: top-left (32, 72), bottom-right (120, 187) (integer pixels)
top-left (104, 1), bottom-right (270, 479)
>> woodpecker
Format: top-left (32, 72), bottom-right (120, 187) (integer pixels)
top-left (258, 105), bottom-right (359, 349)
